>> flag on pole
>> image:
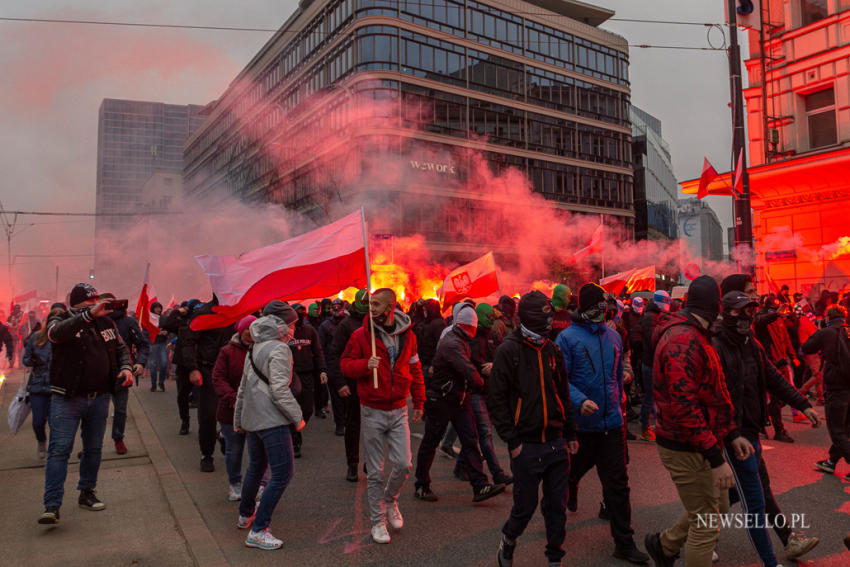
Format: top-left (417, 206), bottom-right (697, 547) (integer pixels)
top-left (135, 265), bottom-right (160, 343)
top-left (567, 223), bottom-right (603, 266)
top-left (697, 157), bottom-right (720, 200)
top-left (599, 265), bottom-right (656, 295)
top-left (438, 252), bottom-right (501, 309)
top-left (733, 148), bottom-right (744, 196)
top-left (191, 210), bottom-right (369, 331)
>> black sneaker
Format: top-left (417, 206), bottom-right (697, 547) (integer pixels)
top-left (200, 456), bottom-right (215, 473)
top-left (453, 467), bottom-right (469, 481)
top-left (414, 486), bottom-right (438, 502)
top-left (179, 420), bottom-right (189, 435)
top-left (346, 464), bottom-right (358, 482)
top-left (613, 543), bottom-right (649, 565)
top-left (774, 431), bottom-right (794, 443)
top-left (598, 501), bottom-right (610, 521)
top-left (38, 506), bottom-right (60, 525)
top-left (159, 384), bottom-right (165, 392)
top-left (335, 424), bottom-right (345, 436)
top-left (150, 385), bottom-right (156, 392)
top-left (493, 473), bottom-right (514, 486)
top-left (78, 489), bottom-right (106, 511)
top-left (644, 533), bottom-right (675, 567)
top-left (293, 445), bottom-right (302, 459)
top-left (567, 482), bottom-right (578, 512)
top-left (815, 459), bottom-right (836, 474)
top-left (497, 533), bottom-right (516, 567)
top-left (473, 483), bottom-right (505, 502)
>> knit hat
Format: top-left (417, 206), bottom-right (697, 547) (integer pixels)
top-left (354, 289), bottom-right (370, 316)
top-left (475, 303), bottom-right (495, 329)
top-left (551, 284), bottom-right (571, 310)
top-left (685, 275), bottom-right (722, 323)
top-left (454, 303), bottom-right (478, 337)
top-left (578, 283), bottom-right (606, 313)
top-left (69, 283), bottom-right (98, 307)
top-left (236, 315), bottom-right (257, 334)
top-left (518, 290), bottom-right (553, 335)
top-left (262, 300), bottom-right (298, 324)
top-left (720, 273), bottom-right (753, 296)
top-left (653, 290), bottom-right (671, 313)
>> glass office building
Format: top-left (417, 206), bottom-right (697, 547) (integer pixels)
top-left (184, 0), bottom-right (634, 252)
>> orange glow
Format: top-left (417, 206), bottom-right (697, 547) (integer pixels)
top-left (823, 236), bottom-right (850, 261)
top-left (530, 280), bottom-right (557, 296)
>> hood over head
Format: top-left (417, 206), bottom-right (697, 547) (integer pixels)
top-left (250, 315), bottom-right (295, 343)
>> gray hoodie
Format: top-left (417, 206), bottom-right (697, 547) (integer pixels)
top-left (234, 316), bottom-right (303, 432)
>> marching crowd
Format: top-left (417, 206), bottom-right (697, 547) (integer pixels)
top-left (4, 272), bottom-right (850, 566)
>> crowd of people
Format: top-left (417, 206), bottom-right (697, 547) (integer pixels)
top-left (5, 272), bottom-right (850, 566)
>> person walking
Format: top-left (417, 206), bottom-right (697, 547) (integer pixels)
top-left (148, 301), bottom-right (169, 392)
top-left (287, 303), bottom-right (327, 458)
top-left (38, 283), bottom-right (134, 525)
top-left (234, 304), bottom-right (303, 550)
top-left (160, 300), bottom-right (200, 435)
top-left (319, 298), bottom-right (347, 435)
top-left (638, 290), bottom-right (670, 441)
top-left (23, 308), bottom-right (61, 460)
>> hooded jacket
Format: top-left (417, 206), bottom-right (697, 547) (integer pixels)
top-left (802, 319), bottom-right (850, 392)
top-left (212, 334), bottom-right (250, 424)
top-left (555, 312), bottom-right (624, 432)
top-left (414, 299), bottom-right (445, 368)
top-left (340, 309), bottom-right (426, 411)
top-left (640, 301), bottom-right (664, 367)
top-left (488, 330), bottom-right (576, 450)
top-left (234, 316), bottom-right (303, 432)
top-left (23, 334), bottom-right (52, 394)
top-left (429, 324), bottom-right (484, 406)
top-left (652, 311), bottom-right (738, 468)
top-left (289, 320), bottom-right (326, 379)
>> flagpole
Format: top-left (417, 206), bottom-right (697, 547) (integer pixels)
top-left (360, 208), bottom-right (378, 390)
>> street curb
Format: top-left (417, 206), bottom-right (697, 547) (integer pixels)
top-left (129, 389), bottom-right (229, 567)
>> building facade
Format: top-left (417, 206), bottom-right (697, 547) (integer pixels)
top-left (678, 198), bottom-right (723, 278)
top-left (183, 0), bottom-right (634, 261)
top-left (631, 105), bottom-right (677, 241)
top-left (95, 99), bottom-right (205, 274)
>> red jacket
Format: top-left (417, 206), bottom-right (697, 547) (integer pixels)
top-left (212, 336), bottom-right (249, 425)
top-left (340, 313), bottom-right (426, 411)
top-left (652, 312), bottom-right (738, 468)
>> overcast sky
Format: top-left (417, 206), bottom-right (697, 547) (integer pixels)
top-left (0, 0), bottom-right (743, 292)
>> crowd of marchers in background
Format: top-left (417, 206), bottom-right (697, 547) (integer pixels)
top-left (5, 274), bottom-right (850, 566)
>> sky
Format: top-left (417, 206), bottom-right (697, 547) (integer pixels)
top-left (0, 0), bottom-right (743, 297)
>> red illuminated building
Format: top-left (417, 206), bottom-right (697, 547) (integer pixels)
top-left (682, 1), bottom-right (850, 295)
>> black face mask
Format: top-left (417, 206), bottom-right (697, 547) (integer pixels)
top-left (522, 310), bottom-right (553, 335)
top-left (722, 311), bottom-right (752, 335)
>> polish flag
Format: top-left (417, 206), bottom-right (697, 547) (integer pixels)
top-left (568, 223), bottom-right (603, 266)
top-left (600, 265), bottom-right (656, 295)
top-left (697, 157), bottom-right (720, 199)
top-left (191, 210), bottom-right (368, 331)
top-left (438, 251), bottom-right (501, 309)
top-left (733, 148), bottom-right (744, 196)
top-left (135, 275), bottom-right (160, 343)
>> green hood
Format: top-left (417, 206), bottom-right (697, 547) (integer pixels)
top-left (308, 303), bottom-right (320, 317)
top-left (475, 303), bottom-right (495, 329)
top-left (551, 284), bottom-right (571, 310)
top-left (353, 289), bottom-right (369, 316)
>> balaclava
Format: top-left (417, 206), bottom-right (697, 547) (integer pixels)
top-left (518, 290), bottom-right (553, 336)
top-left (475, 303), bottom-right (495, 330)
top-left (353, 289), bottom-right (370, 316)
top-left (551, 284), bottom-right (571, 311)
top-left (721, 291), bottom-right (757, 336)
top-left (685, 275), bottom-right (722, 324)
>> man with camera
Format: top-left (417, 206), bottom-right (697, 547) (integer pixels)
top-left (38, 283), bottom-right (134, 525)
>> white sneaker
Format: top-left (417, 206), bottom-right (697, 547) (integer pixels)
top-left (228, 483), bottom-right (242, 502)
top-left (255, 484), bottom-right (265, 502)
top-left (244, 528), bottom-right (283, 550)
top-left (371, 522), bottom-right (391, 544)
top-left (387, 501), bottom-right (403, 530)
top-left (237, 511), bottom-right (255, 530)
top-left (712, 550), bottom-right (719, 562)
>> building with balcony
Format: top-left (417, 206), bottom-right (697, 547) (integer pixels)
top-left (183, 0), bottom-right (634, 264)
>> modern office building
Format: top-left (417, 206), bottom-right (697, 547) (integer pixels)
top-left (678, 198), bottom-right (724, 278)
top-left (184, 0), bottom-right (634, 262)
top-left (682, 1), bottom-right (850, 293)
top-left (95, 99), bottom-right (205, 274)
top-left (631, 105), bottom-right (677, 241)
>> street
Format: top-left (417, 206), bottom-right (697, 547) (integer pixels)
top-left (1, 367), bottom-right (849, 567)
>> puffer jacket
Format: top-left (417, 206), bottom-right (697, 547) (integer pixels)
top-left (212, 334), bottom-right (249, 424)
top-left (555, 313), bottom-right (624, 433)
top-left (340, 309), bottom-right (426, 411)
top-left (652, 311), bottom-right (738, 468)
top-left (428, 324), bottom-right (484, 406)
top-left (23, 334), bottom-right (52, 394)
top-left (234, 316), bottom-right (303, 432)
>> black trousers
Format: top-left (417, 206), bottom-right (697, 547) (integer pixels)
top-left (569, 428), bottom-right (634, 547)
top-left (826, 389), bottom-right (850, 465)
top-left (314, 373), bottom-right (329, 414)
top-left (414, 398), bottom-right (488, 492)
top-left (344, 387), bottom-right (360, 466)
top-left (198, 370), bottom-right (219, 458)
top-left (329, 381), bottom-right (346, 427)
top-left (291, 377), bottom-right (315, 450)
top-left (503, 439), bottom-right (570, 563)
top-left (175, 365), bottom-right (191, 423)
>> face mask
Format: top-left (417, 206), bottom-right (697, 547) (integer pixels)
top-left (581, 305), bottom-right (605, 324)
top-left (722, 311), bottom-right (752, 335)
top-left (522, 310), bottom-right (553, 334)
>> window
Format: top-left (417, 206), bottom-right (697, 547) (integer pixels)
top-left (801, 0), bottom-right (829, 26)
top-left (805, 88), bottom-right (837, 149)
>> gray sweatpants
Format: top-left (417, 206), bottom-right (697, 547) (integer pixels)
top-left (361, 405), bottom-right (412, 525)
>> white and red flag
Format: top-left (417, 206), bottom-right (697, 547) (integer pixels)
top-left (191, 210), bottom-right (368, 331)
top-left (567, 222), bottom-right (603, 266)
top-left (600, 265), bottom-right (656, 295)
top-left (697, 157), bottom-right (719, 199)
top-left (135, 265), bottom-right (160, 343)
top-left (438, 251), bottom-right (501, 309)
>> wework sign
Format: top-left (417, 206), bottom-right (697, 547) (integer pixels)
top-left (409, 160), bottom-right (457, 175)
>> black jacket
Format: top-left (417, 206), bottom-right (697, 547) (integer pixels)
top-left (802, 321), bottom-right (850, 392)
top-left (47, 308), bottom-right (132, 397)
top-left (160, 309), bottom-right (191, 367)
top-left (713, 329), bottom-right (810, 436)
top-left (640, 302), bottom-right (663, 367)
top-left (488, 330), bottom-right (576, 450)
top-left (415, 317), bottom-right (445, 369)
top-left (429, 326), bottom-right (484, 406)
top-left (109, 310), bottom-right (151, 367)
top-left (289, 322), bottom-right (326, 377)
top-left (328, 313), bottom-right (365, 392)
top-left (471, 326), bottom-right (501, 375)
top-left (183, 304), bottom-right (234, 373)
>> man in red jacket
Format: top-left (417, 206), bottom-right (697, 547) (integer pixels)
top-left (341, 288), bottom-right (425, 545)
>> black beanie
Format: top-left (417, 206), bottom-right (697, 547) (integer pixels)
top-left (720, 273), bottom-right (753, 296)
top-left (578, 283), bottom-right (606, 313)
top-left (685, 275), bottom-right (721, 323)
top-left (518, 290), bottom-right (553, 335)
top-left (262, 300), bottom-right (298, 324)
top-left (69, 283), bottom-right (98, 307)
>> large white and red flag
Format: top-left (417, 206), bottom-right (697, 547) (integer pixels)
top-left (567, 222), bottom-right (603, 266)
top-left (599, 265), bottom-right (656, 296)
top-left (135, 266), bottom-right (160, 343)
top-left (191, 210), bottom-right (368, 331)
top-left (438, 251), bottom-right (501, 309)
top-left (697, 157), bottom-right (720, 199)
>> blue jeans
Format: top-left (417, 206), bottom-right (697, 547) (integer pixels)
top-left (30, 392), bottom-right (51, 443)
top-left (725, 438), bottom-right (778, 567)
top-left (149, 343), bottom-right (168, 388)
top-left (640, 364), bottom-right (655, 430)
top-left (220, 423), bottom-right (246, 485)
top-left (111, 386), bottom-right (128, 441)
top-left (44, 394), bottom-right (110, 508)
top-left (238, 426), bottom-right (294, 532)
top-left (458, 393), bottom-right (504, 478)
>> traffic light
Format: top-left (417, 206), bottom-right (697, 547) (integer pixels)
top-left (89, 269), bottom-right (95, 279)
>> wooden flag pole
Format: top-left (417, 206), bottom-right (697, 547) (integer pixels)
top-left (360, 208), bottom-right (378, 389)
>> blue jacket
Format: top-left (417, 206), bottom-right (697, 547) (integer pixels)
top-left (555, 314), bottom-right (624, 432)
top-left (23, 334), bottom-right (52, 394)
